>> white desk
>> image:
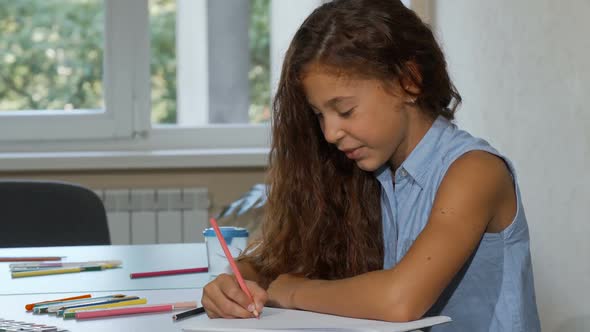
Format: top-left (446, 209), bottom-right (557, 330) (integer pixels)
top-left (0, 289), bottom-right (204, 331)
top-left (0, 244), bottom-right (426, 332)
top-left (0, 244), bottom-right (210, 331)
top-left (1, 290), bottom-right (430, 332)
top-left (0, 243), bottom-right (209, 295)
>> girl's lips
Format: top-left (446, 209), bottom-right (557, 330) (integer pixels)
top-left (344, 147), bottom-right (362, 160)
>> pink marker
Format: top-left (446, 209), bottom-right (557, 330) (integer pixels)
top-left (209, 217), bottom-right (259, 318)
top-left (0, 256), bottom-right (62, 262)
top-left (75, 302), bottom-right (197, 319)
top-left (130, 267), bottom-right (208, 279)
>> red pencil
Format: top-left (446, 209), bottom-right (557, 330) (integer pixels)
top-left (209, 217), bottom-right (259, 318)
top-left (129, 267), bottom-right (208, 279)
top-left (0, 256), bottom-right (62, 262)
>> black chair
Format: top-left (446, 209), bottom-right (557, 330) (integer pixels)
top-left (0, 180), bottom-right (110, 248)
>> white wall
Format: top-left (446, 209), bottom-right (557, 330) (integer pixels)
top-left (432, 1), bottom-right (590, 331)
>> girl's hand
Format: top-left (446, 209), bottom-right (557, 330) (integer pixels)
top-left (201, 273), bottom-right (267, 318)
top-left (267, 274), bottom-right (310, 309)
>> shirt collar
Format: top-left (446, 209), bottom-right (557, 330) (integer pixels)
top-left (375, 115), bottom-right (452, 188)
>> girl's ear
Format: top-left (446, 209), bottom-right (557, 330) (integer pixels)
top-left (399, 61), bottom-right (422, 96)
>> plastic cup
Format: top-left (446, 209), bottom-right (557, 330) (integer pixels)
top-left (203, 226), bottom-right (249, 276)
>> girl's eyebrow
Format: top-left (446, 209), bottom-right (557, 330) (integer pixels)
top-left (309, 96), bottom-right (355, 110)
top-left (323, 96), bottom-right (355, 109)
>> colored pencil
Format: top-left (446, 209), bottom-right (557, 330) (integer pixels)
top-left (11, 260), bottom-right (122, 271)
top-left (75, 301), bottom-right (198, 319)
top-left (25, 294), bottom-right (92, 311)
top-left (172, 306), bottom-right (206, 321)
top-left (33, 294), bottom-right (127, 314)
top-left (12, 264), bottom-right (118, 278)
top-left (63, 298), bottom-right (147, 318)
top-left (50, 296), bottom-right (140, 314)
top-left (0, 256), bottom-right (62, 262)
top-left (130, 267), bottom-right (208, 279)
top-left (209, 217), bottom-right (259, 318)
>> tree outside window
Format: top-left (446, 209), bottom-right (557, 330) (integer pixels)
top-left (0, 0), bottom-right (270, 125)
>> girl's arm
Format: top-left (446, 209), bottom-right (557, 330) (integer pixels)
top-left (267, 151), bottom-right (516, 322)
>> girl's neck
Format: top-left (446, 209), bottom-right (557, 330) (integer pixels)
top-left (389, 110), bottom-right (435, 172)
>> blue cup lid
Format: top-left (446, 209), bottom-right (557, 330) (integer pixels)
top-left (203, 226), bottom-right (249, 238)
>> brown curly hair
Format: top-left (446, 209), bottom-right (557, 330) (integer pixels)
top-left (241, 0), bottom-right (461, 287)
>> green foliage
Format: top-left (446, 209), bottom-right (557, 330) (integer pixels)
top-left (0, 0), bottom-right (270, 124)
top-left (0, 0), bottom-right (103, 110)
top-left (249, 0), bottom-right (271, 123)
top-left (150, 0), bottom-right (177, 124)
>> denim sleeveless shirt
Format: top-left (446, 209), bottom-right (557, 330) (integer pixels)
top-left (376, 116), bottom-right (541, 331)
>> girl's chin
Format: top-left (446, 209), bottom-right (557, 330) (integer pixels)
top-left (354, 159), bottom-right (380, 172)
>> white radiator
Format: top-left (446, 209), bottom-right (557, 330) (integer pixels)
top-left (95, 188), bottom-right (209, 245)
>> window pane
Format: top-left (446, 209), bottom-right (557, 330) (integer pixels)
top-left (149, 0), bottom-right (177, 124)
top-left (149, 0), bottom-right (271, 126)
top-left (249, 0), bottom-right (271, 124)
top-left (0, 0), bottom-right (104, 112)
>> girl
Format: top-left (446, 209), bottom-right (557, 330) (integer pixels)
top-left (201, 0), bottom-right (541, 330)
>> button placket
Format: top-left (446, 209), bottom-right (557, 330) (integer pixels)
top-left (379, 173), bottom-right (398, 270)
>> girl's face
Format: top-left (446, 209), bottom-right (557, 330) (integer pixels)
top-left (302, 65), bottom-right (423, 172)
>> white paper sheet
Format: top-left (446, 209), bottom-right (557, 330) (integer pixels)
top-left (182, 308), bottom-right (451, 332)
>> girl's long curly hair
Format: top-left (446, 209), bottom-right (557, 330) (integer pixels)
top-left (241, 0), bottom-right (461, 287)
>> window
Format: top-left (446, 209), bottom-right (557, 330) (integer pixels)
top-left (0, 0), bottom-right (309, 155)
top-left (0, 0), bottom-right (422, 168)
top-left (0, 0), bottom-right (135, 141)
top-left (149, 0), bottom-right (271, 126)
top-left (0, 1), bottom-right (104, 112)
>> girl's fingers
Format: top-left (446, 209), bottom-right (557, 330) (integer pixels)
top-left (217, 275), bottom-right (255, 313)
top-left (202, 274), bottom-right (266, 318)
top-left (200, 295), bottom-right (221, 318)
top-left (246, 280), bottom-right (268, 312)
top-left (217, 294), bottom-right (254, 318)
top-left (218, 280), bottom-right (256, 318)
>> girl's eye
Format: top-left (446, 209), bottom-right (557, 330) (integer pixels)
top-left (314, 112), bottom-right (324, 119)
top-left (340, 107), bottom-right (355, 117)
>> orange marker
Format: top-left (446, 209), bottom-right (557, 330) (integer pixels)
top-left (25, 294), bottom-right (92, 311)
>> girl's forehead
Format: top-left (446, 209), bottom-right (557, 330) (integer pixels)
top-left (301, 61), bottom-right (393, 89)
top-left (302, 62), bottom-right (357, 81)
top-left (302, 66), bottom-right (365, 89)
top-left (302, 68), bottom-right (395, 96)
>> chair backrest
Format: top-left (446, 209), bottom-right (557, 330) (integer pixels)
top-left (0, 180), bottom-right (110, 247)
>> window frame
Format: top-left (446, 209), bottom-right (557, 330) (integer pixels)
top-left (0, 0), bottom-right (426, 171)
top-left (0, 0), bottom-right (145, 142)
top-left (0, 0), bottom-right (270, 153)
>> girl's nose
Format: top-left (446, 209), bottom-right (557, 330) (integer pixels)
top-left (322, 116), bottom-right (345, 144)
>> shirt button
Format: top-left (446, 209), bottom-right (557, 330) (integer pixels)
top-left (399, 169), bottom-right (407, 177)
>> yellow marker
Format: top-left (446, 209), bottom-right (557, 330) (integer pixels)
top-left (63, 298), bottom-right (148, 318)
